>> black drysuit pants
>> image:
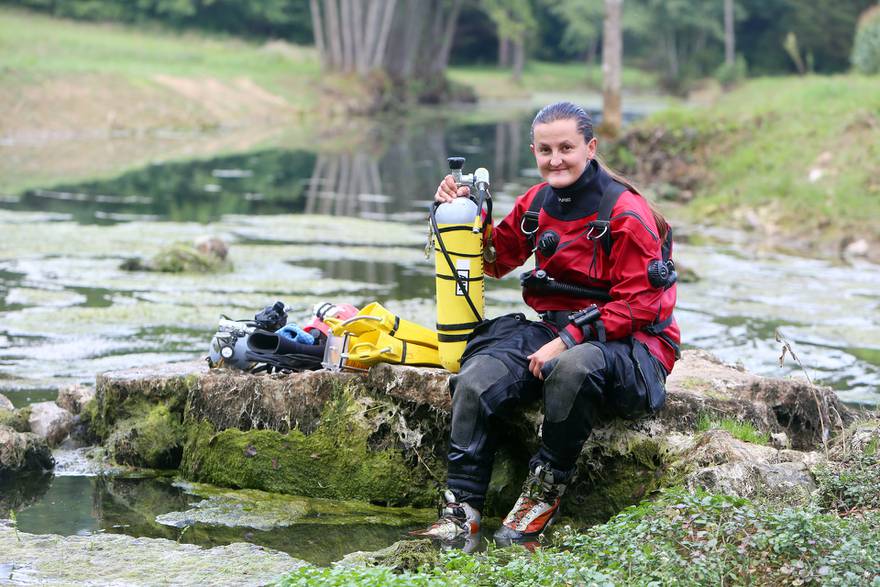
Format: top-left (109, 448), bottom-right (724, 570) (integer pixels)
top-left (446, 313), bottom-right (668, 511)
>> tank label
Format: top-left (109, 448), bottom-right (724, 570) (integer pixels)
top-left (455, 259), bottom-right (470, 296)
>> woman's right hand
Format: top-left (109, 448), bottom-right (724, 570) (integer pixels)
top-left (435, 174), bottom-right (471, 203)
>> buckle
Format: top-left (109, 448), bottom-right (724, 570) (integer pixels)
top-left (585, 220), bottom-right (609, 240)
top-left (520, 211), bottom-right (540, 236)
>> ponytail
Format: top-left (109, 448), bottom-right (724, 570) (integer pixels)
top-left (597, 155), bottom-right (669, 242)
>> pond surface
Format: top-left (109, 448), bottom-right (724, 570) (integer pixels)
top-left (3, 457), bottom-right (433, 566)
top-left (0, 108), bottom-right (878, 564)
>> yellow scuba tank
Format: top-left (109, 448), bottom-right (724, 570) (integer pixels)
top-left (430, 158), bottom-right (492, 372)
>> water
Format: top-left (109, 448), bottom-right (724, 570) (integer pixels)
top-left (3, 469), bottom-right (431, 566)
top-left (1, 108), bottom-right (878, 563)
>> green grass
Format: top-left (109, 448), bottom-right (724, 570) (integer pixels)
top-left (448, 60), bottom-right (661, 102)
top-left (0, 6), bottom-right (321, 107)
top-left (696, 414), bottom-right (771, 445)
top-left (641, 75), bottom-right (880, 237)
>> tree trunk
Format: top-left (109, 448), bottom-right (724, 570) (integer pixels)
top-left (370, 0), bottom-right (397, 70)
top-left (512, 39), bottom-right (525, 82)
top-left (322, 0), bottom-right (343, 69)
top-left (436, 0), bottom-right (463, 74)
top-left (351, 0), bottom-right (365, 74)
top-left (309, 0), bottom-right (327, 68)
top-left (602, 0), bottom-right (623, 137)
top-left (339, 0), bottom-right (354, 72)
top-left (724, 0), bottom-right (735, 66)
top-left (499, 36), bottom-right (510, 67)
top-left (310, 0), bottom-right (463, 106)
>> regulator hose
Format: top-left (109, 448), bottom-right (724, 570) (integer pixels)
top-left (520, 269), bottom-right (613, 302)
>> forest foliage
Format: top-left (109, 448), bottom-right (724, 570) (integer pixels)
top-left (3, 0), bottom-right (877, 90)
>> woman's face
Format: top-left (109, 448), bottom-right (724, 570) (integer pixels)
top-left (531, 118), bottom-right (597, 188)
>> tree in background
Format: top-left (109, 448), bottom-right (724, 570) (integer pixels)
top-left (482, 0), bottom-right (537, 82)
top-left (541, 0), bottom-right (605, 65)
top-left (602, 0), bottom-right (623, 137)
top-left (852, 4), bottom-right (880, 74)
top-left (626, 0), bottom-right (725, 91)
top-left (309, 0), bottom-right (464, 105)
top-left (724, 0), bottom-right (735, 66)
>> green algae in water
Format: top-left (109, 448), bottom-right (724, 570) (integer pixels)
top-left (10, 475), bottom-right (435, 566)
top-left (157, 482), bottom-right (434, 530)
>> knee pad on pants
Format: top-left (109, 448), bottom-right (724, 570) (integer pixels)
top-left (449, 354), bottom-right (508, 448)
top-left (543, 343), bottom-right (605, 424)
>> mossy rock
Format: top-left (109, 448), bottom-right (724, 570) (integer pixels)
top-left (109, 403), bottom-right (185, 469)
top-left (0, 406), bottom-right (31, 433)
top-left (181, 385), bottom-right (440, 507)
top-left (121, 243), bottom-right (232, 274)
top-left (565, 430), bottom-right (675, 524)
top-left (92, 363), bottom-right (201, 441)
top-left (337, 538), bottom-right (439, 572)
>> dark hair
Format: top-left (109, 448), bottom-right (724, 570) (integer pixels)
top-left (530, 101), bottom-right (593, 143)
top-left (530, 101), bottom-right (669, 241)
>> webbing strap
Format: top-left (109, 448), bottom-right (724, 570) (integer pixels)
top-left (437, 321), bottom-right (482, 331)
top-left (592, 181), bottom-right (626, 257)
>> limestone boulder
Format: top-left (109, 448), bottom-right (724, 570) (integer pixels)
top-left (56, 384), bottom-right (95, 415)
top-left (679, 429), bottom-right (818, 503)
top-left (28, 401), bottom-right (75, 447)
top-left (0, 405), bottom-right (31, 433)
top-left (0, 425), bottom-right (54, 478)
top-left (88, 350), bottom-right (854, 524)
top-left (0, 393), bottom-right (13, 411)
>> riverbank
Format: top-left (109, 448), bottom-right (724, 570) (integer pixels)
top-left (1, 354), bottom-right (878, 584)
top-left (615, 75), bottom-right (880, 262)
top-left (4, 7), bottom-right (877, 258)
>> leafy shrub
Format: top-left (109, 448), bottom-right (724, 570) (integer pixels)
top-left (714, 55), bottom-right (749, 88)
top-left (815, 435), bottom-right (880, 513)
top-left (853, 6), bottom-right (880, 74)
top-left (277, 488), bottom-right (880, 586)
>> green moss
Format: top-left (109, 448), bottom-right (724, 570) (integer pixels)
top-left (158, 481), bottom-right (433, 530)
top-left (91, 374), bottom-right (193, 442)
top-left (567, 435), bottom-right (673, 524)
top-left (697, 414), bottom-right (770, 445)
top-left (181, 387), bottom-right (438, 507)
top-left (0, 407), bottom-right (30, 433)
top-left (110, 403), bottom-right (185, 469)
top-left (149, 243), bottom-right (232, 274)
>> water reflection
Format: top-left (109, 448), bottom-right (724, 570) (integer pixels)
top-left (1, 116), bottom-right (536, 224)
top-left (10, 474), bottom-right (428, 566)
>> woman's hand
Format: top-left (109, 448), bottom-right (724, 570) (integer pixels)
top-left (435, 174), bottom-right (471, 203)
top-left (527, 337), bottom-right (568, 380)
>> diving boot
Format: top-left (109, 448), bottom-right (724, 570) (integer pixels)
top-left (409, 489), bottom-right (481, 541)
top-left (494, 465), bottom-right (565, 546)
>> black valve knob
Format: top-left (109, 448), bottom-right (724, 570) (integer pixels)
top-left (537, 230), bottom-right (560, 257)
top-left (447, 157), bottom-right (465, 171)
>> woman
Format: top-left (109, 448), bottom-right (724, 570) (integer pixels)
top-left (417, 101), bottom-right (680, 545)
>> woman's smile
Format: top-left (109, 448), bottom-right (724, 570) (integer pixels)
top-left (531, 118), bottom-right (597, 188)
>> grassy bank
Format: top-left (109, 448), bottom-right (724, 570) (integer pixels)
top-left (0, 7), bottom-right (321, 109)
top-left (630, 75), bottom-right (880, 253)
top-left (448, 61), bottom-right (661, 103)
top-left (278, 421), bottom-right (880, 585)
